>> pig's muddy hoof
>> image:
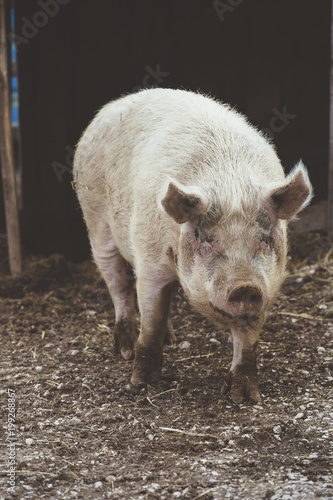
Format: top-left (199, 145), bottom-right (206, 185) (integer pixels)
top-left (121, 348), bottom-right (134, 361)
top-left (113, 319), bottom-right (137, 360)
top-left (131, 344), bottom-right (162, 386)
top-left (222, 370), bottom-right (262, 404)
top-left (164, 329), bottom-right (176, 345)
top-left (131, 370), bottom-right (161, 387)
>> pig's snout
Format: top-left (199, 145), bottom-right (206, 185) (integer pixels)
top-left (227, 282), bottom-right (263, 318)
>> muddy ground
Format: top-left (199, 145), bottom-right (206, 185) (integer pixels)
top-left (0, 232), bottom-right (333, 499)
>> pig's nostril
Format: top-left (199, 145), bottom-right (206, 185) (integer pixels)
top-left (228, 284), bottom-right (263, 311)
top-left (249, 290), bottom-right (262, 305)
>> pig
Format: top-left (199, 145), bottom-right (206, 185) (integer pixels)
top-left (73, 88), bottom-right (312, 403)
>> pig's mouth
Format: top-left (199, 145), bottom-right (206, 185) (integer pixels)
top-left (209, 302), bottom-right (260, 328)
top-left (209, 301), bottom-right (233, 320)
top-left (232, 314), bottom-right (260, 328)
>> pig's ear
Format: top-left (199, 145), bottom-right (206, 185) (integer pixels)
top-left (160, 180), bottom-right (209, 224)
top-left (268, 161), bottom-right (313, 220)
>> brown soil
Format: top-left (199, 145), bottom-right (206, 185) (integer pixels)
top-left (1, 232), bottom-right (333, 499)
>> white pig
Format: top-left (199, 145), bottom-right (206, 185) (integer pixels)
top-left (73, 88), bottom-right (312, 403)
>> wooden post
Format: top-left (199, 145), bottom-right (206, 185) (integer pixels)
top-left (0, 0), bottom-right (22, 274)
top-left (329, 0), bottom-right (333, 240)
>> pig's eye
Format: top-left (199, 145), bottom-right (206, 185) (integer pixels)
top-left (259, 234), bottom-right (273, 254)
top-left (199, 240), bottom-right (213, 256)
top-left (195, 227), bottom-right (213, 242)
top-left (260, 240), bottom-right (269, 252)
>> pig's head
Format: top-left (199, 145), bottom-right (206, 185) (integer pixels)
top-left (160, 162), bottom-right (312, 329)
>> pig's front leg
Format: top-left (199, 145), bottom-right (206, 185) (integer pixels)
top-left (223, 327), bottom-right (262, 403)
top-left (131, 278), bottom-right (173, 386)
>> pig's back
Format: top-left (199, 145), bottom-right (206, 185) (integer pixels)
top-left (74, 89), bottom-right (285, 263)
top-left (75, 88), bottom-right (284, 195)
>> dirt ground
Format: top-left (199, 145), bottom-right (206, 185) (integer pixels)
top-left (0, 232), bottom-right (333, 500)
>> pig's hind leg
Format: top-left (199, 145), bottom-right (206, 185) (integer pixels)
top-left (90, 224), bottom-right (138, 360)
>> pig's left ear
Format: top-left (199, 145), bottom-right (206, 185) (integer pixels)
top-left (160, 180), bottom-right (210, 224)
top-left (268, 161), bottom-right (313, 220)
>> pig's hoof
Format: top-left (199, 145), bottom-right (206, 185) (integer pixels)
top-left (164, 328), bottom-right (176, 345)
top-left (113, 319), bottom-right (137, 360)
top-left (121, 348), bottom-right (134, 361)
top-left (222, 370), bottom-right (262, 404)
top-left (131, 344), bottom-right (162, 386)
top-left (131, 370), bottom-right (161, 386)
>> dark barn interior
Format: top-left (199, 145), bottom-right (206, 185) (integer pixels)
top-left (1, 0), bottom-right (331, 260)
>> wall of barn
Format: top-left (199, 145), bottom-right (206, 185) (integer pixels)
top-left (1, 0), bottom-right (330, 258)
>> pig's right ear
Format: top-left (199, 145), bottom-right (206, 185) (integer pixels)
top-left (160, 181), bottom-right (209, 224)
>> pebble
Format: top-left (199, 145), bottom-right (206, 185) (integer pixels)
top-left (87, 310), bottom-right (97, 316)
top-left (317, 346), bottom-right (326, 353)
top-left (210, 338), bottom-right (221, 344)
top-left (25, 438), bottom-right (35, 445)
top-left (105, 475), bottom-right (116, 482)
top-left (179, 341), bottom-right (191, 349)
top-left (294, 413), bottom-right (304, 419)
top-left (94, 481), bottom-right (103, 489)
